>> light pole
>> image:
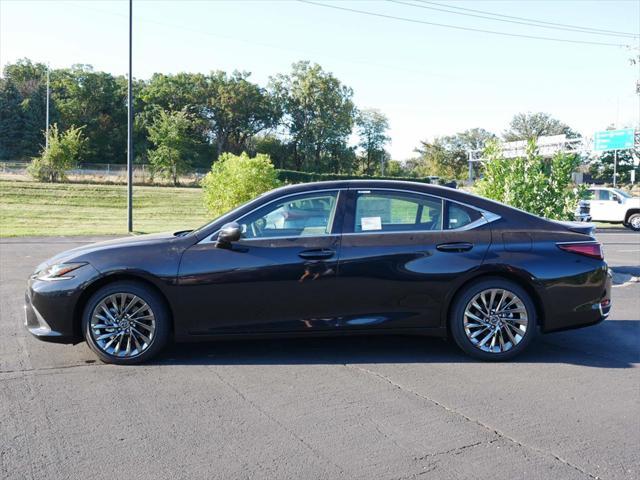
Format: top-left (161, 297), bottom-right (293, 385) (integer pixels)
top-left (127, 0), bottom-right (133, 233)
top-left (45, 64), bottom-right (50, 150)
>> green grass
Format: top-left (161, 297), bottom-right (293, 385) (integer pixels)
top-left (0, 179), bottom-right (211, 237)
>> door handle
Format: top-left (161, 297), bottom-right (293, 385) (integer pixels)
top-left (437, 242), bottom-right (473, 252)
top-left (298, 249), bottom-right (335, 260)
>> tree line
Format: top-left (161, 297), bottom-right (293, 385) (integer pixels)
top-left (1, 58), bottom-right (635, 184)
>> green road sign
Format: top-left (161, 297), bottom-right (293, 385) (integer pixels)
top-left (593, 128), bottom-right (635, 151)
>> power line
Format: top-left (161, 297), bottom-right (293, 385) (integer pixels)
top-left (391, 0), bottom-right (638, 39)
top-left (417, 1), bottom-right (639, 38)
top-left (298, 0), bottom-right (630, 48)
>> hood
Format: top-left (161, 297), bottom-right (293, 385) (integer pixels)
top-left (624, 197), bottom-right (640, 207)
top-left (36, 231), bottom-right (183, 271)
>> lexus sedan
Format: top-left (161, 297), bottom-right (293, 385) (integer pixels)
top-left (25, 180), bottom-right (611, 364)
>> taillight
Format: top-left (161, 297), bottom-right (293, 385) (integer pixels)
top-left (557, 242), bottom-right (603, 260)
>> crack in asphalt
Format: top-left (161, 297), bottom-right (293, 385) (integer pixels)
top-left (346, 364), bottom-right (601, 480)
top-left (210, 369), bottom-right (347, 477)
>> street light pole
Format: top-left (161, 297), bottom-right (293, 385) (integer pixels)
top-left (45, 64), bottom-right (50, 150)
top-left (127, 0), bottom-right (133, 233)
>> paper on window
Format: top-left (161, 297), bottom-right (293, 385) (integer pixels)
top-left (361, 216), bottom-right (382, 231)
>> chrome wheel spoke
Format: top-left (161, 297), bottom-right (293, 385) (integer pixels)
top-left (90, 293), bottom-right (155, 358)
top-left (464, 288), bottom-right (528, 354)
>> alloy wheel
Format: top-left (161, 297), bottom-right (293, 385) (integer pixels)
top-left (463, 288), bottom-right (528, 354)
top-left (89, 293), bottom-right (156, 358)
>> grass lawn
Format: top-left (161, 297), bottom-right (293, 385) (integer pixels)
top-left (0, 179), bottom-right (211, 237)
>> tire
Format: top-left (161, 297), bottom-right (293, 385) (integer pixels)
top-left (625, 213), bottom-right (640, 231)
top-left (82, 281), bottom-right (170, 365)
top-left (449, 278), bottom-right (537, 361)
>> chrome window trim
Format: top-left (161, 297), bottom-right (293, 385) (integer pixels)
top-left (198, 189), bottom-right (342, 244)
top-left (198, 186), bottom-right (501, 244)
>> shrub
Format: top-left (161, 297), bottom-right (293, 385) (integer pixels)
top-left (475, 139), bottom-right (583, 220)
top-left (147, 110), bottom-right (196, 185)
top-left (29, 124), bottom-right (86, 182)
top-left (202, 152), bottom-right (280, 216)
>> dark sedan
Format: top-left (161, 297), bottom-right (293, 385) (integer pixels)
top-left (25, 180), bottom-right (612, 364)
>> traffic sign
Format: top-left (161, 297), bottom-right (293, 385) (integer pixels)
top-left (593, 128), bottom-right (635, 151)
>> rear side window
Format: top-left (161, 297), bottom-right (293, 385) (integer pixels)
top-left (446, 202), bottom-right (483, 230)
top-left (354, 191), bottom-right (443, 232)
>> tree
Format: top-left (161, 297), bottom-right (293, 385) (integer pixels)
top-left (412, 128), bottom-right (497, 180)
top-left (356, 109), bottom-right (390, 175)
top-left (52, 65), bottom-right (127, 164)
top-left (201, 152), bottom-right (280, 216)
top-left (589, 149), bottom-right (638, 184)
top-left (0, 59), bottom-right (50, 160)
top-left (147, 109), bottom-right (198, 185)
top-left (503, 112), bottom-right (578, 142)
top-left (269, 61), bottom-right (356, 173)
top-left (476, 139), bottom-right (582, 220)
top-left (28, 124), bottom-right (86, 182)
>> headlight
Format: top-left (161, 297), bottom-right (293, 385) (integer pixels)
top-left (36, 262), bottom-right (87, 281)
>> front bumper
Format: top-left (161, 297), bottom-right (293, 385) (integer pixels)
top-left (24, 291), bottom-right (75, 343)
top-left (24, 264), bottom-right (100, 344)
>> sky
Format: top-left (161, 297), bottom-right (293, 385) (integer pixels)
top-left (1, 0), bottom-right (639, 160)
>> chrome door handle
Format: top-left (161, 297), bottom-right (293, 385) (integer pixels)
top-left (436, 242), bottom-right (473, 252)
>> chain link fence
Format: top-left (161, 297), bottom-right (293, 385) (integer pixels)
top-left (0, 161), bottom-right (209, 185)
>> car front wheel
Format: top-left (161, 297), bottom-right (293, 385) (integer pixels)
top-left (450, 278), bottom-right (537, 361)
top-left (626, 213), bottom-right (640, 231)
top-left (82, 281), bottom-right (170, 365)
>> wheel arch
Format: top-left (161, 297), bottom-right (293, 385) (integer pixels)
top-left (443, 268), bottom-right (546, 335)
top-left (624, 208), bottom-right (640, 223)
top-left (73, 272), bottom-right (175, 339)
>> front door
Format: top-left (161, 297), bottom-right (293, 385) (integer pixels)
top-left (589, 189), bottom-right (624, 221)
top-left (333, 189), bottom-right (491, 329)
top-left (176, 190), bottom-right (345, 335)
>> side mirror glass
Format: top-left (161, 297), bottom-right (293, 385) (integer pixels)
top-left (215, 222), bottom-right (242, 248)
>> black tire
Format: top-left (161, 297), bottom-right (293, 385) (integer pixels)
top-left (625, 213), bottom-right (640, 231)
top-left (449, 278), bottom-right (537, 361)
top-left (82, 281), bottom-right (170, 365)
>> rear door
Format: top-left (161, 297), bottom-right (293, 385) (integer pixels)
top-left (333, 188), bottom-right (492, 330)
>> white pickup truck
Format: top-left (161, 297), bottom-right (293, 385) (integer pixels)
top-left (584, 187), bottom-right (640, 231)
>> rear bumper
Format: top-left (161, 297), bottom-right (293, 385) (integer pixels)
top-left (541, 266), bottom-right (612, 333)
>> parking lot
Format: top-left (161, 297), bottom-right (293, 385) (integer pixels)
top-left (1, 231), bottom-right (638, 480)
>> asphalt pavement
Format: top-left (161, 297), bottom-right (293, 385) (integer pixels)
top-left (1, 231), bottom-right (638, 480)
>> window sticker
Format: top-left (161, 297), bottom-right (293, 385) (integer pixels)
top-left (361, 216), bottom-right (382, 231)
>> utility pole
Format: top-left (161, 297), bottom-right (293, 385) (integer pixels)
top-left (127, 0), bottom-right (133, 233)
top-left (613, 150), bottom-right (617, 187)
top-left (45, 64), bottom-right (50, 150)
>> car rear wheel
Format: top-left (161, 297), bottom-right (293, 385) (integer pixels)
top-left (450, 278), bottom-right (537, 361)
top-left (82, 281), bottom-right (170, 365)
top-left (626, 213), bottom-right (640, 231)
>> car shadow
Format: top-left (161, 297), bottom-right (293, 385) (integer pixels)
top-left (152, 320), bottom-right (638, 369)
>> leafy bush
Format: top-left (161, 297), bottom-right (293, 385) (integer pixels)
top-left (29, 124), bottom-right (86, 182)
top-left (475, 139), bottom-right (582, 220)
top-left (202, 152), bottom-right (280, 216)
top-left (276, 169), bottom-right (432, 184)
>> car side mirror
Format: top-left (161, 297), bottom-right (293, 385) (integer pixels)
top-left (215, 222), bottom-right (242, 248)
top-left (616, 196), bottom-right (623, 204)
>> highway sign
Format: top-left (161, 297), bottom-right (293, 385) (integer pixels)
top-left (593, 128), bottom-right (635, 151)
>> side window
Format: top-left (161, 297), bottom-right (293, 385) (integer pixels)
top-left (446, 202), bottom-right (482, 230)
top-left (354, 191), bottom-right (443, 232)
top-left (598, 190), bottom-right (613, 201)
top-left (239, 191), bottom-right (339, 239)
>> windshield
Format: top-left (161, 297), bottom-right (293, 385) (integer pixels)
top-left (613, 188), bottom-right (633, 199)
